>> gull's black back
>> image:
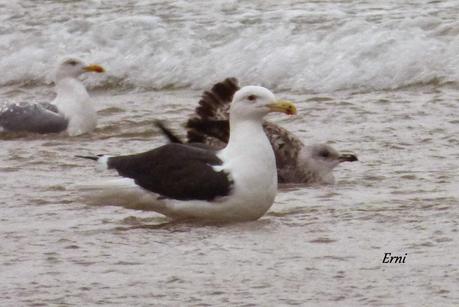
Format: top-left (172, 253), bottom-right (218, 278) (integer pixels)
top-left (107, 143), bottom-right (233, 201)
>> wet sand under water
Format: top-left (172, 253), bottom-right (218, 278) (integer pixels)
top-left (1, 85), bottom-right (458, 306)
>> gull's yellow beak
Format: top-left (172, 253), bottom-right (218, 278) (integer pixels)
top-left (83, 64), bottom-right (105, 73)
top-left (267, 100), bottom-right (297, 115)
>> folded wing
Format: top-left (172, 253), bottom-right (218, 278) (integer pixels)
top-left (107, 143), bottom-right (233, 201)
top-left (0, 102), bottom-right (68, 134)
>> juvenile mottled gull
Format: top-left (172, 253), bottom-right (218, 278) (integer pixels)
top-left (158, 78), bottom-right (357, 185)
top-left (77, 86), bottom-right (297, 222)
top-left (0, 58), bottom-right (105, 136)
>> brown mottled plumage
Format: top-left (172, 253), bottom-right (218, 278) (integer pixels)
top-left (160, 78), bottom-right (358, 185)
top-left (187, 78), bottom-right (304, 173)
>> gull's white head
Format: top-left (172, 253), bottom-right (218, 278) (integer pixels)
top-left (230, 86), bottom-right (297, 122)
top-left (55, 57), bottom-right (105, 81)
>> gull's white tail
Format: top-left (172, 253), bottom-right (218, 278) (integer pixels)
top-left (76, 178), bottom-right (169, 213)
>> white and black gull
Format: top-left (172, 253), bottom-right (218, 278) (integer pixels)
top-left (77, 86), bottom-right (297, 222)
top-left (0, 58), bottom-right (105, 136)
top-left (157, 78), bottom-right (358, 185)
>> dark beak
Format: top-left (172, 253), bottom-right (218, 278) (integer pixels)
top-left (338, 153), bottom-right (358, 162)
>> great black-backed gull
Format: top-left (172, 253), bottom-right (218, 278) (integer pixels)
top-left (157, 78), bottom-right (357, 185)
top-left (77, 86), bottom-right (297, 222)
top-left (0, 57), bottom-right (104, 136)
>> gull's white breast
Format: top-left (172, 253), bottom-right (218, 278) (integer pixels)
top-left (52, 78), bottom-right (97, 136)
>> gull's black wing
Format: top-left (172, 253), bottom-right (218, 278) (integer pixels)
top-left (107, 143), bottom-right (233, 201)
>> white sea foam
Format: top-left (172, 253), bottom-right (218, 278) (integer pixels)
top-left (0, 0), bottom-right (457, 92)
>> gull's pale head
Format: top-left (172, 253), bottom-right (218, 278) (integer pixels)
top-left (230, 86), bottom-right (297, 121)
top-left (296, 144), bottom-right (358, 184)
top-left (303, 143), bottom-right (358, 175)
top-left (55, 57), bottom-right (105, 81)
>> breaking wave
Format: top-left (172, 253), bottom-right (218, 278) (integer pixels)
top-left (1, 0), bottom-right (457, 92)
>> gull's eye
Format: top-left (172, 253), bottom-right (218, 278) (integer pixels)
top-left (319, 150), bottom-right (330, 158)
top-left (247, 95), bottom-right (256, 102)
top-left (66, 60), bottom-right (78, 66)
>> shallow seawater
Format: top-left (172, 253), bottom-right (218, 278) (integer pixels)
top-left (1, 0), bottom-right (459, 306)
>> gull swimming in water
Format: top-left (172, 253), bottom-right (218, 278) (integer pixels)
top-left (156, 78), bottom-right (358, 185)
top-left (77, 86), bottom-right (297, 222)
top-left (0, 57), bottom-right (105, 136)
